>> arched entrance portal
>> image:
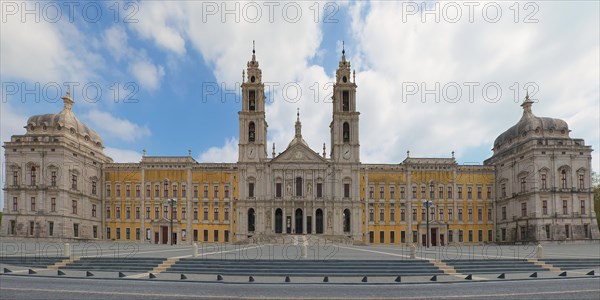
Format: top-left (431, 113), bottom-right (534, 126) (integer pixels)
top-left (275, 208), bottom-right (283, 234)
top-left (343, 209), bottom-right (351, 233)
top-left (248, 208), bottom-right (255, 233)
top-left (316, 209), bottom-right (324, 234)
top-left (295, 208), bottom-right (303, 234)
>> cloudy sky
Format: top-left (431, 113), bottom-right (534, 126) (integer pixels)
top-left (1, 1), bottom-right (599, 175)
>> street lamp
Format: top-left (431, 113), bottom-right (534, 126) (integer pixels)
top-left (167, 198), bottom-right (177, 245)
top-left (423, 200), bottom-right (434, 248)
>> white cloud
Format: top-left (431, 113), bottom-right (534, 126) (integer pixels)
top-left (103, 25), bottom-right (131, 61)
top-left (105, 147), bottom-right (142, 163)
top-left (198, 137), bottom-right (238, 163)
top-left (129, 2), bottom-right (187, 55)
top-left (85, 110), bottom-right (151, 141)
top-left (0, 102), bottom-right (28, 210)
top-left (129, 59), bottom-right (166, 91)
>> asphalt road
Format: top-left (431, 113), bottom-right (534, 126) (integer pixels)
top-left (1, 275), bottom-right (599, 300)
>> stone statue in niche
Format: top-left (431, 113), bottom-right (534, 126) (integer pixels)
top-left (307, 182), bottom-right (312, 196)
top-left (327, 211), bottom-right (333, 229)
top-left (266, 212), bottom-right (271, 229)
top-left (286, 182), bottom-right (292, 196)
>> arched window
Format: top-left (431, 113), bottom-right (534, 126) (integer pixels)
top-left (343, 122), bottom-right (350, 143)
top-left (249, 122), bottom-right (255, 142)
top-left (296, 177), bottom-right (303, 197)
top-left (248, 208), bottom-right (256, 232)
top-left (561, 169), bottom-right (567, 189)
top-left (30, 166), bottom-right (36, 186)
top-left (342, 91), bottom-right (349, 111)
top-left (343, 209), bottom-right (351, 233)
top-left (316, 209), bottom-right (324, 234)
top-left (275, 208), bottom-right (283, 234)
top-left (249, 90), bottom-right (256, 111)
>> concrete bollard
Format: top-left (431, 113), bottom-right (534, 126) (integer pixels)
top-left (64, 243), bottom-right (71, 258)
top-left (535, 243), bottom-right (543, 259)
top-left (192, 243), bottom-right (198, 258)
top-left (409, 244), bottom-right (416, 259)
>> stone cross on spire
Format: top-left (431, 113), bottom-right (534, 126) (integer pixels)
top-left (62, 85), bottom-right (74, 111)
top-left (295, 108), bottom-right (302, 137)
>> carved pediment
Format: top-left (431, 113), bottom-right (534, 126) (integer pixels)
top-left (272, 143), bottom-right (326, 164)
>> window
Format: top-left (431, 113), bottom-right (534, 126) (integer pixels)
top-left (477, 186), bottom-right (482, 199)
top-left (521, 202), bottom-right (527, 217)
top-left (155, 185), bottom-right (159, 197)
top-left (51, 171), bottom-right (57, 186)
top-left (203, 230), bottom-right (209, 242)
top-left (379, 208), bottom-right (384, 223)
top-left (249, 122), bottom-right (256, 142)
top-left (248, 183), bottom-right (255, 198)
top-left (13, 170), bottom-right (18, 186)
top-left (501, 206), bottom-right (506, 220)
top-left (194, 185), bottom-right (199, 198)
top-left (193, 208), bottom-right (198, 220)
top-left (30, 166), bottom-right (36, 185)
top-left (477, 208), bottom-right (482, 221)
top-left (213, 185), bottom-right (219, 199)
top-left (565, 224), bottom-right (570, 238)
top-left (182, 185), bottom-right (187, 198)
top-left (72, 200), bottom-right (77, 214)
top-left (107, 228), bottom-right (111, 239)
top-left (457, 186), bottom-right (463, 199)
top-left (224, 186), bottom-right (229, 198)
top-left (487, 208), bottom-right (492, 221)
top-left (49, 222), bottom-right (54, 236)
top-left (164, 181), bottom-right (169, 198)
top-left (29, 221), bottom-right (35, 236)
top-left (126, 207), bottom-right (131, 219)
top-left (439, 208), bottom-right (444, 221)
top-left (447, 186), bottom-right (452, 199)
top-left (71, 174), bottom-right (77, 190)
top-left (412, 186), bottom-right (417, 198)
top-left (316, 183), bottom-right (323, 198)
top-left (545, 224), bottom-right (551, 239)
top-left (448, 230), bottom-right (453, 243)
top-left (116, 184), bottom-right (121, 197)
top-left (369, 231), bottom-right (374, 243)
top-left (146, 207), bottom-right (150, 219)
top-left (182, 207), bottom-right (186, 220)
top-left (204, 207), bottom-right (209, 220)
top-left (390, 208), bottom-right (395, 222)
top-left (468, 230), bottom-right (473, 242)
top-left (116, 228), bottom-right (121, 239)
top-left (369, 207), bottom-right (374, 222)
top-left (412, 209), bottom-right (417, 221)
top-left (214, 230), bottom-right (219, 242)
top-left (390, 186), bottom-right (395, 199)
top-left (541, 174), bottom-right (547, 190)
top-left (106, 207), bottom-right (111, 219)
top-left (581, 200), bottom-right (586, 214)
top-left (225, 230), bottom-right (230, 242)
top-left (369, 186), bottom-right (374, 199)
top-left (92, 204), bottom-right (97, 217)
top-left (224, 207), bottom-right (229, 221)
top-left (501, 228), bottom-right (506, 241)
top-left (458, 208), bottom-right (463, 221)
top-left (501, 183), bottom-right (506, 198)
top-left (400, 186), bottom-right (405, 199)
top-left (135, 185), bottom-right (140, 197)
top-left (154, 207), bottom-right (159, 219)
top-left (126, 228), bottom-right (130, 240)
top-left (390, 231), bottom-right (395, 243)
top-left (51, 198), bottom-right (56, 212)
top-left (438, 186), bottom-right (443, 199)
top-left (584, 224), bottom-right (589, 238)
top-left (412, 231), bottom-right (418, 243)
top-left (295, 177), bottom-right (303, 197)
top-left (478, 230), bottom-right (483, 242)
top-left (468, 186), bottom-right (473, 199)
top-left (126, 185), bottom-right (131, 197)
top-left (342, 90), bottom-right (349, 111)
top-left (164, 206), bottom-right (168, 218)
top-left (73, 223), bottom-right (79, 238)
top-left (203, 186), bottom-right (209, 198)
top-left (379, 186), bottom-right (384, 199)
top-left (249, 90), bottom-right (256, 111)
top-left (379, 231), bottom-right (385, 243)
top-left (520, 178), bottom-right (526, 193)
top-left (458, 230), bottom-right (464, 242)
top-left (579, 174), bottom-right (585, 189)
top-left (135, 207), bottom-right (140, 219)
top-left (400, 209), bottom-right (405, 221)
top-left (401, 231), bottom-right (406, 243)
top-left (116, 207), bottom-right (121, 219)
top-left (421, 186), bottom-right (426, 198)
top-left (542, 200), bottom-right (548, 215)
top-left (561, 170), bottom-right (567, 189)
top-left (486, 186), bottom-right (491, 199)
top-left (146, 185), bottom-right (150, 197)
top-left (214, 208), bottom-right (219, 221)
top-left (562, 200), bottom-right (568, 215)
top-left (448, 208), bottom-right (453, 221)
top-left (468, 208), bottom-right (473, 221)
top-left (30, 197), bottom-right (36, 211)
top-left (92, 181), bottom-right (97, 195)
top-left (488, 230), bottom-right (493, 242)
top-left (429, 183), bottom-right (434, 199)
top-left (342, 122), bottom-right (350, 142)
top-left (135, 228), bottom-right (140, 240)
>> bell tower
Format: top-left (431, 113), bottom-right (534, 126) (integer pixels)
top-left (330, 43), bottom-right (360, 163)
top-left (238, 41), bottom-right (268, 162)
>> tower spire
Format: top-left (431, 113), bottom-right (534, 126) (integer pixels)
top-left (62, 85), bottom-right (74, 111)
top-left (251, 40), bottom-right (256, 62)
top-left (341, 40), bottom-right (346, 62)
top-left (295, 108), bottom-right (302, 137)
top-left (521, 89), bottom-right (534, 114)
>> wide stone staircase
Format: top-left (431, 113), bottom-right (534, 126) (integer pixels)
top-left (59, 257), bottom-right (165, 273)
top-left (539, 258), bottom-right (600, 270)
top-left (164, 259), bottom-right (443, 277)
top-left (442, 259), bottom-right (547, 274)
top-left (0, 256), bottom-right (68, 268)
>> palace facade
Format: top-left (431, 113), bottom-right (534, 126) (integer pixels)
top-left (2, 48), bottom-right (598, 245)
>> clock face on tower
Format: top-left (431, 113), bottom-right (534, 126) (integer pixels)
top-left (342, 145), bottom-right (351, 160)
top-left (247, 146), bottom-right (256, 159)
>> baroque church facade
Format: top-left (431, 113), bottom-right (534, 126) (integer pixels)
top-left (2, 47), bottom-right (599, 245)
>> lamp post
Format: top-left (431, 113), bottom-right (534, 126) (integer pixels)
top-left (423, 200), bottom-right (434, 248)
top-left (168, 198), bottom-right (177, 245)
